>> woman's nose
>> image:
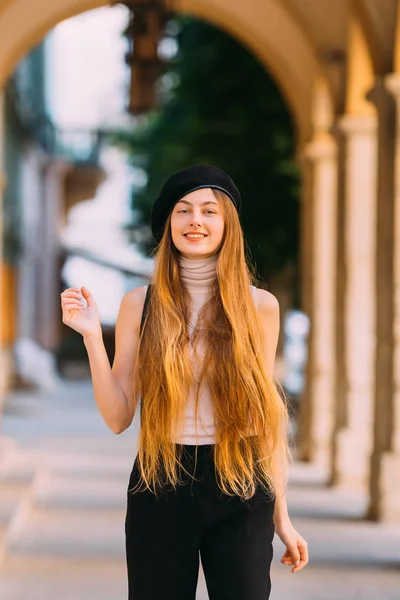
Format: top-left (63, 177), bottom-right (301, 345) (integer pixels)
top-left (188, 213), bottom-right (202, 225)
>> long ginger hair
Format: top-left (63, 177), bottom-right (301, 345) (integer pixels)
top-left (128, 189), bottom-right (291, 501)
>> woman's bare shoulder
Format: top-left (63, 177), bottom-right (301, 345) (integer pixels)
top-left (118, 285), bottom-right (149, 331)
top-left (123, 285), bottom-right (148, 307)
top-left (254, 288), bottom-right (279, 313)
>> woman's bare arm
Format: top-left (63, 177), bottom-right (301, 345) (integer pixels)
top-left (256, 288), bottom-right (309, 572)
top-left (256, 289), bottom-right (289, 522)
top-left (83, 286), bottom-right (146, 434)
top-left (256, 289), bottom-right (280, 380)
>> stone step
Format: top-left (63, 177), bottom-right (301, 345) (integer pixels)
top-left (32, 471), bottom-right (129, 510)
top-left (0, 554), bottom-right (209, 600)
top-left (0, 465), bottom-right (131, 565)
top-left (0, 554), bottom-right (128, 600)
top-left (6, 504), bottom-right (126, 559)
top-left (0, 482), bottom-right (30, 527)
top-left (43, 450), bottom-right (135, 477)
top-left (4, 434), bottom-right (138, 454)
top-left (0, 442), bottom-right (42, 484)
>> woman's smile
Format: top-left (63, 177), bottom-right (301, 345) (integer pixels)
top-left (183, 233), bottom-right (208, 241)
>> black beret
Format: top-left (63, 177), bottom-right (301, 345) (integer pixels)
top-left (150, 164), bottom-right (241, 242)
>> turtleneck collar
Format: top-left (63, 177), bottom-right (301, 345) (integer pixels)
top-left (178, 253), bottom-right (218, 293)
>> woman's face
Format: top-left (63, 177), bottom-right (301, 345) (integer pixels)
top-left (170, 188), bottom-right (225, 259)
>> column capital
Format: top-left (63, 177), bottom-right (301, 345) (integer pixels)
top-left (302, 134), bottom-right (337, 163)
top-left (335, 113), bottom-right (377, 136)
top-left (384, 73), bottom-right (400, 100)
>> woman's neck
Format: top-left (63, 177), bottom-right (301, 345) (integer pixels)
top-left (178, 253), bottom-right (218, 293)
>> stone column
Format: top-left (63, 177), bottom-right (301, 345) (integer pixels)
top-left (366, 75), bottom-right (400, 521)
top-left (0, 87), bottom-right (5, 339)
top-left (0, 89), bottom-right (13, 404)
top-left (332, 114), bottom-right (377, 490)
top-left (296, 154), bottom-right (314, 460)
top-left (300, 134), bottom-right (337, 471)
top-left (328, 123), bottom-right (347, 486)
top-left (35, 160), bottom-right (68, 352)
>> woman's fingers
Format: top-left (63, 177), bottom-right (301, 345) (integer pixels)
top-left (80, 286), bottom-right (95, 307)
top-left (61, 287), bottom-right (94, 308)
top-left (61, 289), bottom-right (86, 314)
top-left (64, 303), bottom-right (84, 310)
top-left (61, 288), bottom-right (83, 297)
top-left (62, 292), bottom-right (82, 300)
top-left (61, 289), bottom-right (86, 308)
top-left (62, 295), bottom-right (84, 303)
top-left (287, 544), bottom-right (300, 567)
top-left (281, 539), bottom-right (309, 573)
top-left (291, 540), bottom-right (309, 573)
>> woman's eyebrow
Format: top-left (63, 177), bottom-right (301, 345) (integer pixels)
top-left (176, 200), bottom-right (219, 206)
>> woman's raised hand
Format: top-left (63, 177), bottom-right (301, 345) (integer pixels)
top-left (60, 286), bottom-right (102, 338)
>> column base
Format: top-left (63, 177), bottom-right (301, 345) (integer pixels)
top-left (0, 345), bottom-right (14, 407)
top-left (333, 427), bottom-right (372, 490)
top-left (376, 452), bottom-right (400, 522)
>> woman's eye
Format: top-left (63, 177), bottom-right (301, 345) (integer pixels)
top-left (178, 209), bottom-right (216, 214)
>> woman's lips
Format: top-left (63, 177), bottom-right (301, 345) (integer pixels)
top-left (183, 234), bottom-right (208, 241)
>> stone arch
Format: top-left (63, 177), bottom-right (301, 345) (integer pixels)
top-left (393, 1), bottom-right (400, 73)
top-left (0, 0), bottom-right (109, 84)
top-left (0, 0), bottom-right (334, 144)
top-left (176, 0), bottom-right (322, 143)
top-left (279, 0), bottom-right (349, 113)
top-left (344, 11), bottom-right (376, 115)
top-left (355, 0), bottom-right (398, 74)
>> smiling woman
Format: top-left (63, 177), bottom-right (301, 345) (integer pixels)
top-left (171, 188), bottom-right (225, 256)
top-left (62, 165), bottom-right (308, 600)
top-left (61, 164), bottom-right (308, 600)
top-left (119, 164), bottom-right (308, 599)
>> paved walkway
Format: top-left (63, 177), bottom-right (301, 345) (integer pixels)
top-left (0, 380), bottom-right (399, 599)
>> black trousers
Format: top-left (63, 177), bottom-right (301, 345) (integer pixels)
top-left (125, 442), bottom-right (275, 600)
